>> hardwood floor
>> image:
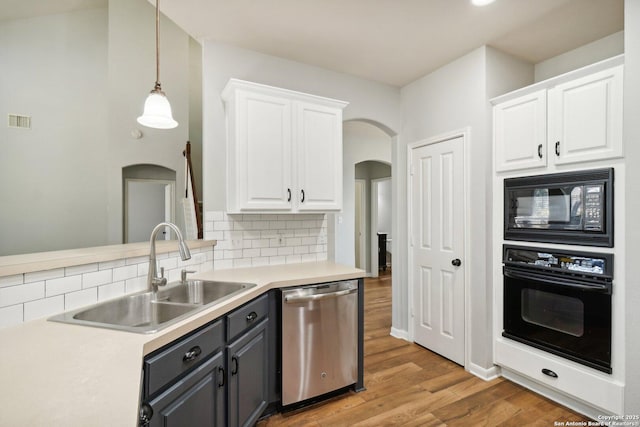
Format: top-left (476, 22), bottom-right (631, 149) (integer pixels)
top-left (258, 272), bottom-right (589, 426)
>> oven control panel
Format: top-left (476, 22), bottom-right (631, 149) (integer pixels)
top-left (504, 246), bottom-right (612, 277)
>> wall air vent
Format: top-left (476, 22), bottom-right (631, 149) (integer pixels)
top-left (8, 114), bottom-right (31, 129)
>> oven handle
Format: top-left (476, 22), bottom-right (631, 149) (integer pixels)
top-left (503, 269), bottom-right (611, 293)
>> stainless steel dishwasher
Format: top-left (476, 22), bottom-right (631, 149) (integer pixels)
top-left (281, 280), bottom-right (358, 406)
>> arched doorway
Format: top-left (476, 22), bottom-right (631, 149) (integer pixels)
top-left (122, 164), bottom-right (176, 243)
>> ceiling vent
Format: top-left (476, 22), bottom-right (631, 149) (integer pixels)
top-left (8, 114), bottom-right (31, 129)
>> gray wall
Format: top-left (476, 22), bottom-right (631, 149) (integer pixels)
top-left (0, 0), bottom-right (200, 256)
top-left (336, 121), bottom-right (393, 268)
top-left (534, 31), bottom-right (624, 82)
top-left (624, 0), bottom-right (640, 415)
top-left (398, 46), bottom-right (533, 370)
top-left (0, 8), bottom-right (109, 255)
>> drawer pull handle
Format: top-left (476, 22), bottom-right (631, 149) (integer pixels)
top-left (246, 311), bottom-right (258, 322)
top-left (537, 143), bottom-right (543, 159)
top-left (555, 141), bottom-right (560, 156)
top-left (231, 356), bottom-right (239, 375)
top-left (183, 346), bottom-right (202, 363)
top-left (542, 368), bottom-right (558, 378)
top-left (218, 366), bottom-right (225, 387)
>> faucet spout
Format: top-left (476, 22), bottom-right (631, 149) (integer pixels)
top-left (147, 222), bottom-right (192, 296)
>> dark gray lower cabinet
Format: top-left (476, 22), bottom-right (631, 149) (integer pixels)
top-left (227, 318), bottom-right (269, 427)
top-left (140, 294), bottom-right (274, 427)
top-left (144, 351), bottom-right (225, 427)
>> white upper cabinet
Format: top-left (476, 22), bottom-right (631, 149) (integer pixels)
top-left (549, 65), bottom-right (623, 165)
top-left (494, 89), bottom-right (547, 172)
top-left (493, 56), bottom-right (623, 173)
top-left (223, 79), bottom-right (348, 213)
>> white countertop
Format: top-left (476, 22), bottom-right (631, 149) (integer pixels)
top-left (0, 261), bottom-right (364, 427)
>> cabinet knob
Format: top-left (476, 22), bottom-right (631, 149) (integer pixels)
top-left (451, 259), bottom-right (462, 267)
top-left (246, 311), bottom-right (258, 323)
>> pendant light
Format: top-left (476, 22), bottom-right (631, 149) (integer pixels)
top-left (137, 0), bottom-right (178, 129)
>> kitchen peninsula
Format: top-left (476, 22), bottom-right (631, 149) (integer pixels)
top-left (0, 261), bottom-right (364, 427)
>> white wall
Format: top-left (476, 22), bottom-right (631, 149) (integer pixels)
top-left (0, 8), bottom-right (109, 255)
top-left (534, 31), bottom-right (624, 82)
top-left (624, 0), bottom-right (640, 415)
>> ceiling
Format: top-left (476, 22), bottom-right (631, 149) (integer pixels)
top-left (157, 0), bottom-right (623, 87)
top-left (1, 0), bottom-right (623, 87)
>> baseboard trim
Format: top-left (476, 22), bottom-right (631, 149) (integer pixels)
top-left (467, 363), bottom-right (500, 381)
top-left (390, 327), bottom-right (410, 341)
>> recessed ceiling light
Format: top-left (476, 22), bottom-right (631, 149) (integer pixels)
top-left (471, 0), bottom-right (496, 6)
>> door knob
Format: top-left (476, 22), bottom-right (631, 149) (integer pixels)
top-left (451, 259), bottom-right (461, 267)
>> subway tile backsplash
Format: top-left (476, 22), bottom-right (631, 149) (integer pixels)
top-left (0, 211), bottom-right (328, 329)
top-left (203, 211), bottom-right (328, 269)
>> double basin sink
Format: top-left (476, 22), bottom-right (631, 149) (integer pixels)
top-left (49, 280), bottom-right (256, 334)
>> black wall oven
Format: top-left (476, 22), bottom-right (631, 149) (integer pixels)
top-left (504, 168), bottom-right (614, 247)
top-left (502, 245), bottom-right (613, 374)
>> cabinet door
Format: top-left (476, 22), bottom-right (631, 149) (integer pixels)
top-left (295, 101), bottom-right (343, 210)
top-left (146, 351), bottom-right (225, 427)
top-left (549, 65), bottom-right (623, 165)
top-left (494, 90), bottom-right (547, 172)
top-left (227, 318), bottom-right (269, 427)
top-left (234, 90), bottom-right (293, 211)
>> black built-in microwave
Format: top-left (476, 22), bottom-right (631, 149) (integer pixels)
top-left (504, 168), bottom-right (613, 247)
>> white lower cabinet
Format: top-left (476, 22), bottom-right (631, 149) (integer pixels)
top-left (223, 79), bottom-right (347, 213)
top-left (495, 338), bottom-right (624, 415)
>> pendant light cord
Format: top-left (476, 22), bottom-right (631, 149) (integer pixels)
top-left (155, 0), bottom-right (161, 90)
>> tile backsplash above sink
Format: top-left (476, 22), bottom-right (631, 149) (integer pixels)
top-left (0, 247), bottom-right (213, 328)
top-left (204, 211), bottom-right (328, 269)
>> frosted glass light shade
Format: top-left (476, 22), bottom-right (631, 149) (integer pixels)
top-left (137, 90), bottom-right (178, 129)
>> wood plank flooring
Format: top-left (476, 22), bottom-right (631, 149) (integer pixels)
top-left (258, 272), bottom-right (590, 426)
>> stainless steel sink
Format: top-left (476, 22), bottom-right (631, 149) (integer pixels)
top-left (159, 280), bottom-right (253, 305)
top-left (49, 280), bottom-right (256, 333)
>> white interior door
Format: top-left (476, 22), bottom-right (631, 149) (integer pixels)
top-left (410, 136), bottom-right (465, 365)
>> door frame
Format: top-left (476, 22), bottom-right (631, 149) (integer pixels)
top-left (123, 178), bottom-right (175, 243)
top-left (371, 177), bottom-right (391, 278)
top-left (406, 127), bottom-right (471, 368)
top-left (354, 179), bottom-right (367, 272)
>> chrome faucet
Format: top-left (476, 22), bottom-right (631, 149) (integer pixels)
top-left (147, 222), bottom-right (192, 297)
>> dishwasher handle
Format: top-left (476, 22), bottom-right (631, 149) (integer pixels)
top-left (283, 287), bottom-right (357, 303)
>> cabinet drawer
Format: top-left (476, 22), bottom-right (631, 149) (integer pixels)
top-left (144, 319), bottom-right (225, 396)
top-left (495, 338), bottom-right (624, 414)
top-left (227, 294), bottom-right (268, 340)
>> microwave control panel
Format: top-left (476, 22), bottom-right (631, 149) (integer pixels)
top-left (583, 184), bottom-right (604, 231)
